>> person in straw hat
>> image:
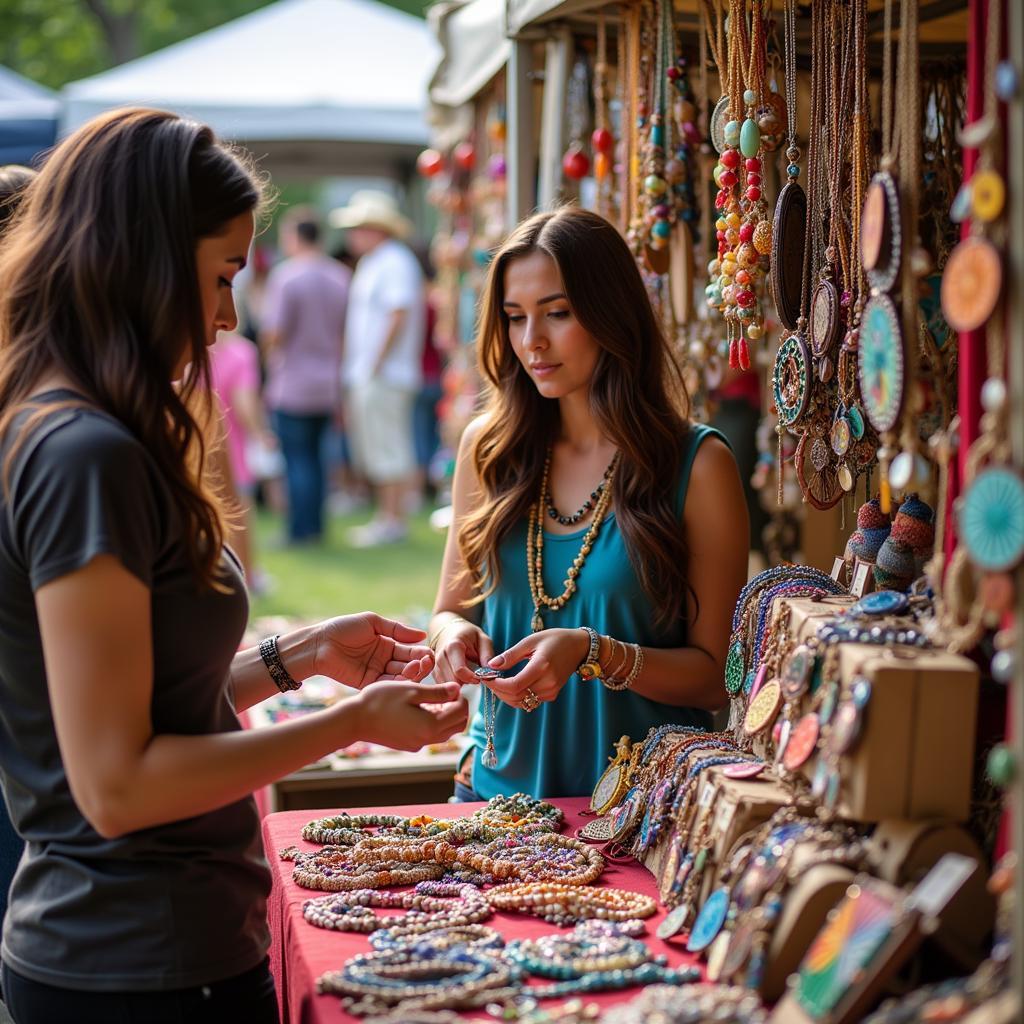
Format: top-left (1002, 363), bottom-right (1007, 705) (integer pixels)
top-left (330, 190), bottom-right (425, 547)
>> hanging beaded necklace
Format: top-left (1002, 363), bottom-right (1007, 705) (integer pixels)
top-left (527, 448), bottom-right (621, 633)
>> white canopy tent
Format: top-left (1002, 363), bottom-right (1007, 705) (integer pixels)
top-left (0, 65), bottom-right (59, 165)
top-left (61, 0), bottom-right (440, 179)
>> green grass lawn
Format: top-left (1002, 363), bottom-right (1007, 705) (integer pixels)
top-left (249, 507), bottom-right (447, 629)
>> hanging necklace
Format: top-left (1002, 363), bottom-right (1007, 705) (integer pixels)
top-left (592, 13), bottom-right (617, 223)
top-left (527, 449), bottom-right (621, 633)
top-left (546, 452), bottom-right (618, 526)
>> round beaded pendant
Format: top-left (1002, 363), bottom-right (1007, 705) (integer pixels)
top-left (958, 466), bottom-right (1024, 572)
top-left (686, 887), bottom-right (730, 952)
top-left (710, 96), bottom-right (732, 154)
top-left (858, 293), bottom-right (905, 433)
top-left (771, 182), bottom-right (808, 331)
top-left (862, 171), bottom-right (902, 294)
top-left (810, 279), bottom-right (840, 359)
top-left (725, 641), bottom-right (747, 695)
top-left (941, 236), bottom-right (1003, 333)
top-left (773, 333), bottom-right (811, 427)
top-left (743, 680), bottom-right (782, 737)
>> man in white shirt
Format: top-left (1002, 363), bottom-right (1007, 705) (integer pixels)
top-left (330, 191), bottom-right (425, 547)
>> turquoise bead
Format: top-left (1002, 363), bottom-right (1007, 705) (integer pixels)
top-left (740, 118), bottom-right (761, 157)
top-left (652, 218), bottom-right (671, 239)
top-left (787, 163), bottom-right (801, 177)
top-left (651, 124), bottom-right (665, 147)
top-left (724, 120), bottom-right (741, 146)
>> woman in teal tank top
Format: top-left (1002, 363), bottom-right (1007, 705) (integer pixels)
top-left (431, 208), bottom-right (749, 800)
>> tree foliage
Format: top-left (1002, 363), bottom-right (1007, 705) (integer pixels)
top-left (1, 0), bottom-right (426, 91)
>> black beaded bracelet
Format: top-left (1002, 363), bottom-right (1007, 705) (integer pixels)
top-left (259, 634), bottom-right (302, 693)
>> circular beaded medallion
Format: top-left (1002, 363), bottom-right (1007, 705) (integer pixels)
top-left (591, 760), bottom-right (628, 816)
top-left (781, 644), bottom-right (815, 699)
top-left (830, 702), bottom-right (863, 756)
top-left (721, 920), bottom-right (756, 980)
top-left (830, 416), bottom-right (852, 458)
top-left (771, 182), bottom-right (808, 331)
top-left (851, 590), bottom-right (910, 616)
top-left (773, 333), bottom-right (812, 426)
top-left (862, 172), bottom-right (902, 293)
top-left (858, 293), bottom-right (905, 433)
top-left (710, 96), bottom-right (732, 154)
top-left (941, 237), bottom-right (1003, 333)
top-left (657, 903), bottom-right (690, 940)
top-left (810, 279), bottom-right (840, 358)
top-left (725, 641), bottom-right (746, 695)
top-left (706, 929), bottom-right (732, 982)
top-left (578, 816), bottom-right (614, 843)
top-left (743, 680), bottom-right (782, 737)
top-left (723, 761), bottom-right (767, 780)
top-left (958, 466), bottom-right (1024, 571)
top-left (687, 887), bottom-right (730, 952)
top-left (783, 713), bottom-right (821, 771)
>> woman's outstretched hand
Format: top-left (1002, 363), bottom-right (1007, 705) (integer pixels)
top-left (311, 613), bottom-right (435, 689)
top-left (347, 681), bottom-right (469, 751)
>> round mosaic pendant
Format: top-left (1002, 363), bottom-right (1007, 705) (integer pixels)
top-left (657, 903), bottom-right (691, 940)
top-left (830, 416), bottom-right (852, 458)
top-left (771, 182), bottom-right (808, 331)
top-left (783, 713), bottom-right (821, 771)
top-left (862, 171), bottom-right (902, 293)
top-left (687, 887), bottom-right (730, 952)
top-left (830, 702), bottom-right (863, 756)
top-left (710, 96), bottom-right (732, 154)
top-left (810, 279), bottom-right (841, 358)
top-left (941, 237), bottom-right (1002, 333)
top-left (858, 293), bottom-right (906, 434)
top-left (781, 644), bottom-right (815, 700)
top-left (958, 466), bottom-right (1024, 572)
top-left (724, 761), bottom-right (767, 780)
top-left (773, 333), bottom-right (812, 427)
top-left (725, 641), bottom-right (746, 695)
top-left (851, 590), bottom-right (910, 616)
top-left (706, 930), bottom-right (733, 982)
top-left (744, 679), bottom-right (782, 737)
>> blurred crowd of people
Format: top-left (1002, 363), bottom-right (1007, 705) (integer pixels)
top-left (211, 189), bottom-right (444, 587)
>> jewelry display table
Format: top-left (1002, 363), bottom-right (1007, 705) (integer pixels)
top-left (262, 797), bottom-right (703, 1024)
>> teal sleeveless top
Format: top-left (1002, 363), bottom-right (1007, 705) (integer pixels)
top-left (468, 423), bottom-right (725, 799)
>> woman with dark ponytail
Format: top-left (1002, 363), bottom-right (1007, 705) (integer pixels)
top-left (0, 109), bottom-right (467, 1023)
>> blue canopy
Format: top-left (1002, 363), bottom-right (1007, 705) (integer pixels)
top-left (0, 65), bottom-right (59, 167)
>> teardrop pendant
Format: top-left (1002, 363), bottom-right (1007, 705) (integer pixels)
top-left (481, 741), bottom-right (498, 769)
top-left (531, 610), bottom-right (545, 633)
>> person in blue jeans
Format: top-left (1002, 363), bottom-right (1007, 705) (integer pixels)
top-left (430, 207), bottom-right (749, 802)
top-left (262, 209), bottom-right (350, 543)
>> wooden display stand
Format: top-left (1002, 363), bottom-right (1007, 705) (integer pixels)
top-left (775, 599), bottom-right (980, 822)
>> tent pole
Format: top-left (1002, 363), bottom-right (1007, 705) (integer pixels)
top-left (537, 25), bottom-right (571, 210)
top-left (507, 37), bottom-right (536, 226)
top-left (1007, 0), bottom-right (1024, 1002)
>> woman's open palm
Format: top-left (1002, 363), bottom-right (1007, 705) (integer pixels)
top-left (312, 613), bottom-right (435, 689)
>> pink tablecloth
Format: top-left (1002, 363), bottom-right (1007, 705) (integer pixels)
top-left (262, 797), bottom-right (703, 1024)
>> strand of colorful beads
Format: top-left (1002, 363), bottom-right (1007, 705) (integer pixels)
top-left (302, 882), bottom-right (491, 933)
top-left (281, 845), bottom-right (445, 892)
top-left (487, 882), bottom-right (657, 926)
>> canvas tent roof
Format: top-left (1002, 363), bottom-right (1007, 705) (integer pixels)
top-left (61, 0), bottom-right (440, 178)
top-left (0, 65), bottom-right (59, 165)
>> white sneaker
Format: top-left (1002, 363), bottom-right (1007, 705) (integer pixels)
top-left (347, 520), bottom-right (408, 548)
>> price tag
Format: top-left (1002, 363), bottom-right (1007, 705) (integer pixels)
top-left (906, 853), bottom-right (978, 917)
top-left (851, 559), bottom-right (872, 598)
top-left (830, 556), bottom-right (846, 582)
top-left (715, 800), bottom-right (737, 835)
top-left (698, 780), bottom-right (716, 809)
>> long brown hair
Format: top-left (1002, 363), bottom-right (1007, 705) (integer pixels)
top-left (460, 206), bottom-right (693, 633)
top-left (0, 108), bottom-right (266, 589)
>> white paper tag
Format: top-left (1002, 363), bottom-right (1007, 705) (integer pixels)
top-left (851, 560), bottom-right (872, 598)
top-left (699, 780), bottom-right (716, 809)
top-left (905, 853), bottom-right (978, 916)
top-left (830, 556), bottom-right (846, 582)
top-left (715, 800), bottom-right (737, 835)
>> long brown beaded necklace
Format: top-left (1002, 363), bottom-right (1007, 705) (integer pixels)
top-left (527, 449), bottom-right (621, 633)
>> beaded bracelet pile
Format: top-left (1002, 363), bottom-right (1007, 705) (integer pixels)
top-left (301, 794), bottom-right (563, 846)
top-left (350, 832), bottom-right (605, 886)
top-left (371, 923), bottom-right (504, 954)
top-left (317, 947), bottom-right (521, 1018)
top-left (506, 922), bottom-right (701, 997)
top-left (281, 845), bottom-right (445, 892)
top-left (487, 882), bottom-right (657, 926)
top-left (602, 983), bottom-right (768, 1024)
top-left (302, 882), bottom-right (491, 933)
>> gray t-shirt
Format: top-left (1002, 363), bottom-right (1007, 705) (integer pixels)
top-left (0, 393), bottom-right (271, 992)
